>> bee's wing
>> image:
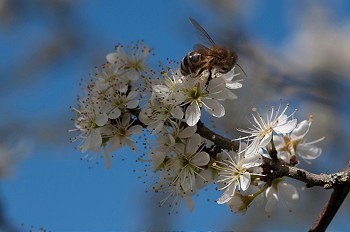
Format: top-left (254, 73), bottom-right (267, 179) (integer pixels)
top-left (189, 17), bottom-right (216, 46)
top-left (193, 44), bottom-right (222, 58)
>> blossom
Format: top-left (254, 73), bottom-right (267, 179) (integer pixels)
top-left (183, 76), bottom-right (229, 126)
top-left (237, 103), bottom-right (298, 153)
top-left (153, 169), bottom-right (194, 212)
top-left (106, 41), bottom-right (151, 81)
top-left (274, 118), bottom-right (324, 162)
top-left (71, 101), bottom-right (108, 153)
top-left (139, 96), bottom-right (184, 134)
top-left (105, 113), bottom-right (143, 152)
top-left (216, 66), bottom-right (243, 99)
top-left (213, 143), bottom-right (262, 204)
top-left (265, 178), bottom-right (299, 213)
top-left (107, 90), bottom-right (139, 119)
top-left (168, 134), bottom-right (210, 192)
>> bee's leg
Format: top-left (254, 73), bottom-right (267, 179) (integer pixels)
top-left (205, 69), bottom-right (213, 91)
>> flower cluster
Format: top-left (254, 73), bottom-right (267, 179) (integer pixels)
top-left (70, 42), bottom-right (149, 167)
top-left (71, 42), bottom-right (324, 214)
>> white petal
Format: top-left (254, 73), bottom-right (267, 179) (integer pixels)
top-left (181, 170), bottom-right (195, 192)
top-left (226, 81), bottom-right (242, 89)
top-left (150, 150), bottom-right (166, 169)
top-left (171, 106), bottom-right (184, 119)
top-left (239, 173), bottom-right (251, 191)
top-left (297, 143), bottom-right (322, 160)
top-left (275, 119), bottom-right (297, 134)
top-left (192, 151), bottom-right (210, 166)
top-left (186, 134), bottom-right (201, 155)
top-left (126, 90), bottom-right (139, 100)
top-left (128, 125), bottom-right (143, 135)
top-left (185, 102), bottom-right (201, 126)
top-left (108, 136), bottom-right (121, 152)
top-left (81, 128), bottom-right (102, 153)
top-left (126, 100), bottom-right (139, 109)
top-left (242, 153), bottom-right (262, 168)
top-left (106, 52), bottom-right (118, 64)
top-left (278, 183), bottom-right (299, 203)
top-left (273, 135), bottom-right (284, 149)
top-left (178, 125), bottom-right (197, 138)
top-left (109, 108), bottom-right (121, 119)
top-left (260, 132), bottom-right (272, 147)
top-left (217, 184), bottom-right (236, 204)
top-left (265, 186), bottom-right (278, 213)
top-left (223, 88), bottom-right (238, 100)
top-left (125, 138), bottom-right (136, 152)
top-left (95, 112), bottom-right (108, 126)
top-left (121, 113), bottom-right (130, 127)
top-left (291, 120), bottom-right (310, 140)
top-left (202, 99), bottom-right (225, 118)
top-left (152, 85), bottom-right (169, 97)
top-left (208, 76), bottom-right (225, 93)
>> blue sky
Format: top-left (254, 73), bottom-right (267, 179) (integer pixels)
top-left (1, 0), bottom-right (350, 231)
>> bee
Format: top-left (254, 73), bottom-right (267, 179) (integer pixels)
top-left (181, 17), bottom-right (239, 78)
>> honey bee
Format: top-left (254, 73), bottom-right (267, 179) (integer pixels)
top-left (181, 17), bottom-right (239, 78)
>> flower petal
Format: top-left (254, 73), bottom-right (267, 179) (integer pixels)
top-left (128, 125), bottom-right (143, 135)
top-left (278, 182), bottom-right (299, 204)
top-left (217, 184), bottom-right (237, 204)
top-left (126, 99), bottom-right (139, 109)
top-left (171, 106), bottom-right (184, 119)
top-left (185, 102), bottom-right (201, 126)
top-left (275, 119), bottom-right (297, 134)
top-left (265, 186), bottom-right (279, 213)
top-left (291, 120), bottom-right (310, 140)
top-left (109, 108), bottom-right (121, 119)
top-left (297, 143), bottom-right (322, 160)
top-left (178, 125), bottom-right (197, 138)
top-left (202, 99), bottom-right (225, 118)
top-left (95, 112), bottom-right (108, 126)
top-left (192, 151), bottom-right (210, 166)
top-left (186, 134), bottom-right (201, 155)
top-left (239, 173), bottom-right (251, 191)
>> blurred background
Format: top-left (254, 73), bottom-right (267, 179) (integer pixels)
top-left (1, 0), bottom-right (350, 231)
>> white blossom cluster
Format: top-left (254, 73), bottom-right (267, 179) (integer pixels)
top-left (71, 42), bottom-right (324, 214)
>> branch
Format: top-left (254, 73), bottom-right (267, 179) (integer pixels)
top-left (196, 120), bottom-right (350, 188)
top-left (309, 165), bottom-right (350, 232)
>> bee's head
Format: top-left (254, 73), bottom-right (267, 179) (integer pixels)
top-left (216, 50), bottom-right (238, 73)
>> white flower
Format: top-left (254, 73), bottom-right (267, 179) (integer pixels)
top-left (183, 77), bottom-right (228, 126)
top-left (107, 90), bottom-right (139, 119)
top-left (152, 68), bottom-right (185, 101)
top-left (169, 134), bottom-right (210, 192)
top-left (237, 103), bottom-right (298, 153)
top-left (265, 178), bottom-right (299, 213)
top-left (153, 169), bottom-right (194, 212)
top-left (139, 97), bottom-right (184, 134)
top-left (71, 102), bottom-right (108, 153)
top-left (274, 118), bottom-right (324, 162)
top-left (217, 66), bottom-right (243, 100)
top-left (106, 113), bottom-right (143, 153)
top-left (213, 143), bottom-right (262, 204)
top-left (106, 41), bottom-right (151, 81)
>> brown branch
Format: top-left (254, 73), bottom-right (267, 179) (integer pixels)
top-left (196, 120), bottom-right (350, 188)
top-left (309, 165), bottom-right (350, 232)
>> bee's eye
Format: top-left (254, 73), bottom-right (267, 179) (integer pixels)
top-left (189, 53), bottom-right (201, 64)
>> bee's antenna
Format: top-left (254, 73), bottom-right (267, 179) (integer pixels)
top-left (236, 63), bottom-right (247, 77)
